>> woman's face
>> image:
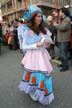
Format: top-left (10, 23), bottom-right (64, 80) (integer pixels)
top-left (34, 13), bottom-right (43, 26)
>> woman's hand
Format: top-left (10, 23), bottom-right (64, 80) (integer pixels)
top-left (45, 42), bottom-right (51, 48)
top-left (36, 42), bottom-right (44, 47)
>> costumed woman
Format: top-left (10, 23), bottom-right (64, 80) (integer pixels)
top-left (19, 4), bottom-right (54, 105)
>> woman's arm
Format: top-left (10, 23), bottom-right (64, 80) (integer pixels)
top-left (22, 38), bottom-right (38, 50)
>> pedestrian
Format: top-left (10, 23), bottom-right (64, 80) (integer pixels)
top-left (17, 20), bottom-right (24, 52)
top-left (8, 23), bottom-right (14, 50)
top-left (69, 21), bottom-right (72, 60)
top-left (13, 19), bottom-right (19, 50)
top-left (46, 15), bottom-right (57, 59)
top-left (0, 23), bottom-right (3, 54)
top-left (54, 7), bottom-right (71, 72)
top-left (19, 4), bottom-right (54, 105)
top-left (0, 23), bottom-right (3, 38)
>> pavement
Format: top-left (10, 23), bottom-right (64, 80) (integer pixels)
top-left (0, 46), bottom-right (72, 108)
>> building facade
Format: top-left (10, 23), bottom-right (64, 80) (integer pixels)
top-left (0, 0), bottom-right (70, 22)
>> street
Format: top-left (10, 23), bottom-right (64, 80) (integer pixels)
top-left (0, 46), bottom-right (72, 108)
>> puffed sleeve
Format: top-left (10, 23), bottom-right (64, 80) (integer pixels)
top-left (22, 30), bottom-right (38, 51)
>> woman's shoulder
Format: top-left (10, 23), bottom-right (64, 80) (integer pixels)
top-left (24, 28), bottom-right (35, 37)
